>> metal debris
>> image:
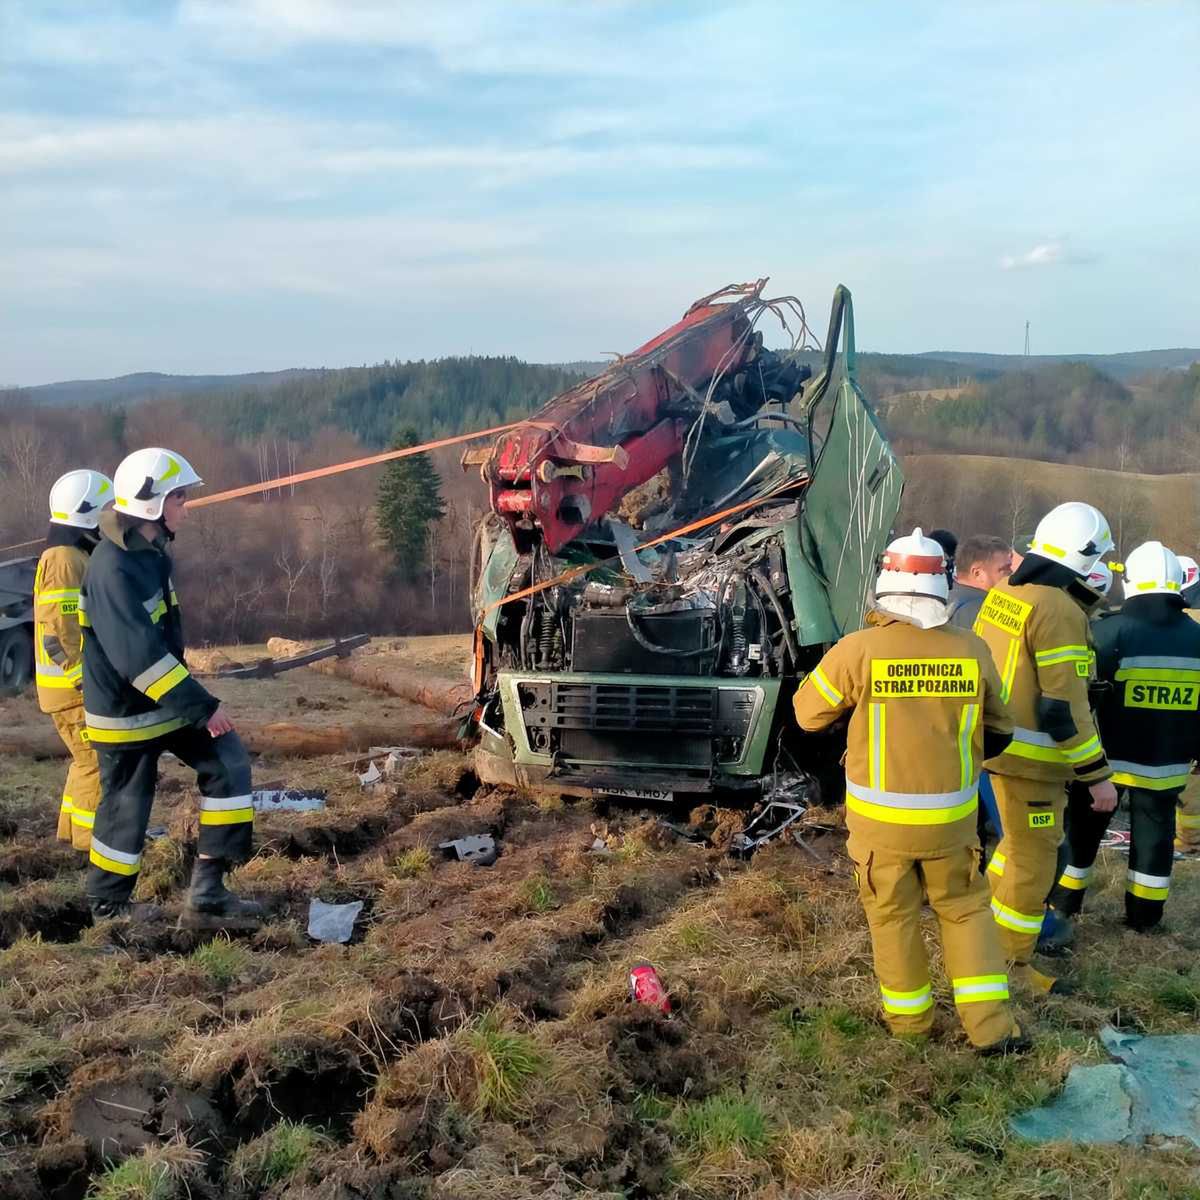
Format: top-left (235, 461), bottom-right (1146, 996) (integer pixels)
top-left (252, 788), bottom-right (327, 813)
top-left (439, 834), bottom-right (498, 866)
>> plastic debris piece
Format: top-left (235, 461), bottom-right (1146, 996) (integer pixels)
top-left (438, 834), bottom-right (498, 866)
top-left (628, 962), bottom-right (671, 1015)
top-left (145, 825), bottom-right (168, 840)
top-left (1011, 1026), bottom-right (1200, 1146)
top-left (358, 761), bottom-right (383, 787)
top-left (1010, 1064), bottom-right (1133, 1144)
top-left (252, 788), bottom-right (327, 813)
top-left (307, 899), bottom-right (363, 944)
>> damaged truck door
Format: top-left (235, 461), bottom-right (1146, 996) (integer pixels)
top-left (467, 281), bottom-right (903, 805)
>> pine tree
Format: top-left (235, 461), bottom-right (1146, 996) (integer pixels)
top-left (375, 427), bottom-right (446, 579)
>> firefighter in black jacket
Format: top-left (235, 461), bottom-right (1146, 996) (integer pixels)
top-left (1048, 542), bottom-right (1200, 930)
top-left (81, 447), bottom-right (263, 926)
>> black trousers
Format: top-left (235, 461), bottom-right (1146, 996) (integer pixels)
top-left (1046, 783), bottom-right (1179, 929)
top-left (87, 727), bottom-right (253, 904)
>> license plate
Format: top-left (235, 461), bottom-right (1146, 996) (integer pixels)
top-left (600, 787), bottom-right (674, 802)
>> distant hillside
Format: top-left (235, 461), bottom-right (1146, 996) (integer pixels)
top-left (916, 348), bottom-right (1200, 380)
top-left (20, 369), bottom-right (316, 408)
top-left (899, 452), bottom-right (1200, 559)
top-left (884, 361), bottom-right (1200, 472)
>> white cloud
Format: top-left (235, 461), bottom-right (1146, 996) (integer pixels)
top-left (1000, 239), bottom-right (1096, 271)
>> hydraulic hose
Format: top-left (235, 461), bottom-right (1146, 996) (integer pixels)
top-left (749, 567), bottom-right (799, 668)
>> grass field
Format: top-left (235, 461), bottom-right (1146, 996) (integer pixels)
top-left (3, 644), bottom-right (1200, 1198)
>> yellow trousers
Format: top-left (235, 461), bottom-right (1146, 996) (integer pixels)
top-left (1177, 782), bottom-right (1200, 851)
top-left (987, 775), bottom-right (1066, 970)
top-left (848, 833), bottom-right (1017, 1049)
top-left (49, 706), bottom-right (99, 851)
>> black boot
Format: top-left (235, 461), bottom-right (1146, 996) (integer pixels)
top-left (182, 858), bottom-right (264, 928)
top-left (90, 897), bottom-right (164, 924)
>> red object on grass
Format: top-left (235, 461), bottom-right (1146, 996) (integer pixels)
top-left (628, 961), bottom-right (671, 1015)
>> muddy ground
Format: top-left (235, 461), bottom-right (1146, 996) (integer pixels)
top-left (3, 649), bottom-right (1200, 1199)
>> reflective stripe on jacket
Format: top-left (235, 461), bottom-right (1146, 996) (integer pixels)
top-left (973, 580), bottom-right (1110, 784)
top-left (34, 542), bottom-right (88, 714)
top-left (793, 611), bottom-right (1014, 850)
top-left (81, 511), bottom-right (218, 745)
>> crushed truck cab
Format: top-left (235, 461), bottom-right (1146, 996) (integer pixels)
top-left (469, 282), bottom-right (903, 804)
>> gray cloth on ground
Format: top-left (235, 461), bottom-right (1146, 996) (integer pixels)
top-left (1011, 1026), bottom-right (1200, 1146)
top-left (307, 899), bottom-right (363, 944)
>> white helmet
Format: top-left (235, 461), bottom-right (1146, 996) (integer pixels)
top-left (113, 448), bottom-right (203, 521)
top-left (1123, 541), bottom-right (1183, 597)
top-left (48, 469), bottom-right (114, 529)
top-left (1029, 502), bottom-right (1113, 576)
top-left (1176, 555), bottom-right (1199, 590)
top-left (876, 527), bottom-right (949, 603)
top-left (1085, 561), bottom-right (1113, 597)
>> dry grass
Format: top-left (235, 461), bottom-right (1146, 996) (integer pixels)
top-left (4, 694), bottom-right (1200, 1199)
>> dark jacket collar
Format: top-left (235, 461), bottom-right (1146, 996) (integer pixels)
top-left (99, 509), bottom-right (167, 554)
top-left (45, 523), bottom-right (98, 553)
top-left (1123, 593), bottom-right (1186, 623)
top-left (1009, 553), bottom-right (1102, 614)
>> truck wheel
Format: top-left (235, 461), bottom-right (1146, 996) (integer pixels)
top-left (0, 626), bottom-right (33, 696)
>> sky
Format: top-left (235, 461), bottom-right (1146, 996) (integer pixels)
top-left (1, 1), bottom-right (1197, 385)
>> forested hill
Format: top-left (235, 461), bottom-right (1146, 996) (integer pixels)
top-left (192, 357), bottom-right (588, 445)
top-left (882, 361), bottom-right (1200, 471)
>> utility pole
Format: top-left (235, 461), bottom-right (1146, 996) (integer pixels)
top-left (1024, 320), bottom-right (1031, 358)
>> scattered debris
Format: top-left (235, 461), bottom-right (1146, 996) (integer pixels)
top-left (727, 799), bottom-right (809, 860)
top-left (628, 962), bottom-right (672, 1016)
top-left (307, 898), bottom-right (364, 944)
top-left (252, 788), bottom-right (327, 814)
top-left (438, 834), bottom-right (498, 866)
top-left (358, 747), bottom-right (421, 788)
top-left (1011, 1026), bottom-right (1200, 1147)
top-left (214, 634), bottom-right (370, 679)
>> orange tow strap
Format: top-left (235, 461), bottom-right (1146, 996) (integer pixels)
top-left (484, 477), bottom-right (806, 612)
top-left (0, 422), bottom-right (520, 552)
top-left (188, 422), bottom-right (519, 508)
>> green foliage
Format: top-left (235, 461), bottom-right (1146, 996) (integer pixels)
top-left (229, 1120), bottom-right (330, 1191)
top-left (194, 356), bottom-right (586, 445)
top-left (188, 935), bottom-right (252, 988)
top-left (519, 875), bottom-right (558, 914)
top-left (375, 426), bottom-right (446, 578)
top-left (391, 847), bottom-right (433, 878)
top-left (672, 1091), bottom-right (772, 1157)
top-left (885, 361), bottom-right (1200, 468)
top-left (88, 1139), bottom-right (205, 1200)
top-left (462, 1011), bottom-right (549, 1118)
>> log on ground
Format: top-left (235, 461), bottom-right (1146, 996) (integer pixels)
top-left (0, 719), bottom-right (460, 760)
top-left (266, 638), bottom-right (474, 717)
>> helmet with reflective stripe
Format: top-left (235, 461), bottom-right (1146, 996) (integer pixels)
top-left (1029, 501), bottom-right (1113, 576)
top-left (1123, 541), bottom-right (1183, 597)
top-left (1085, 561), bottom-right (1113, 597)
top-left (876, 527), bottom-right (949, 603)
top-left (1176, 555), bottom-right (1199, 590)
top-left (48, 469), bottom-right (114, 529)
top-left (113, 448), bottom-right (203, 521)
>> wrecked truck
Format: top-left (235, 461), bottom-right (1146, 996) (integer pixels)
top-left (465, 280), bottom-right (903, 807)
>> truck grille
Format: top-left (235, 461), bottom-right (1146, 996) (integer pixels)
top-left (550, 683), bottom-right (715, 733)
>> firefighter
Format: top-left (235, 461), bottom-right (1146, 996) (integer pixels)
top-left (81, 447), bottom-right (263, 926)
top-left (1047, 543), bottom-right (1200, 930)
top-left (795, 529), bottom-right (1026, 1054)
top-left (34, 470), bottom-right (114, 851)
top-left (1177, 554), bottom-right (1200, 852)
top-left (973, 502), bottom-right (1116, 994)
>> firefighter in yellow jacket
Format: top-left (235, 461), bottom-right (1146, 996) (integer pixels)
top-left (1175, 554), bottom-right (1200, 853)
top-left (795, 529), bottom-right (1026, 1054)
top-left (973, 502), bottom-right (1117, 994)
top-left (34, 469), bottom-right (114, 850)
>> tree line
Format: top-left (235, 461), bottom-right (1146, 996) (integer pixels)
top-left (2, 353), bottom-right (1199, 648)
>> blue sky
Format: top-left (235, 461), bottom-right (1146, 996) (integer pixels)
top-left (2, 1), bottom-right (1197, 385)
